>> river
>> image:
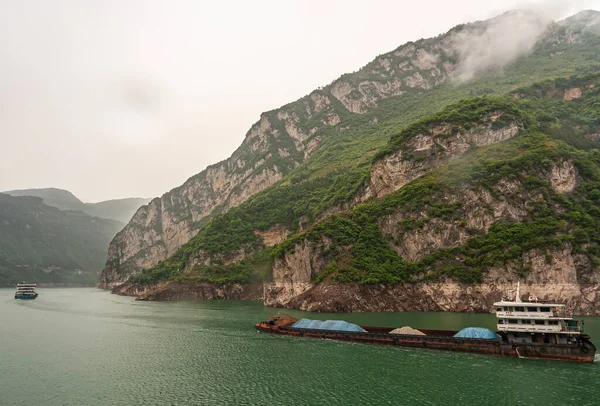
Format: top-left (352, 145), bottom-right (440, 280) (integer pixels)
top-left (1, 288), bottom-right (599, 405)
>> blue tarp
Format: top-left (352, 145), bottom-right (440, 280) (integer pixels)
top-left (453, 327), bottom-right (499, 339)
top-left (291, 318), bottom-right (366, 332)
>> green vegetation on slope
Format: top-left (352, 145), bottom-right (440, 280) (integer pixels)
top-left (3, 188), bottom-right (87, 212)
top-left (0, 194), bottom-right (124, 285)
top-left (130, 29), bottom-right (600, 286)
top-left (278, 133), bottom-right (600, 284)
top-left (274, 75), bottom-right (600, 284)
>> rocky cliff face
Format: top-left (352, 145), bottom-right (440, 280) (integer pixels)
top-left (113, 281), bottom-right (263, 301)
top-left (364, 114), bottom-right (520, 199)
top-left (264, 244), bottom-right (600, 315)
top-left (102, 10), bottom-right (600, 319)
top-left (103, 11), bottom-right (538, 287)
top-left (263, 75), bottom-right (600, 314)
top-left (100, 98), bottom-right (341, 287)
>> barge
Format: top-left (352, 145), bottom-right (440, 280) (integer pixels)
top-left (256, 283), bottom-right (596, 363)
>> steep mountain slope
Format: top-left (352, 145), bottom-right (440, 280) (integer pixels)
top-left (4, 188), bottom-right (87, 212)
top-left (265, 75), bottom-right (600, 313)
top-left (125, 73), bottom-right (600, 315)
top-left (0, 194), bottom-right (124, 286)
top-left (3, 188), bottom-right (148, 223)
top-left (84, 198), bottom-right (150, 223)
top-left (560, 9), bottom-right (600, 33)
top-left (102, 10), bottom-right (600, 288)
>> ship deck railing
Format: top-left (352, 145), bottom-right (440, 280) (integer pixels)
top-left (563, 326), bottom-right (583, 333)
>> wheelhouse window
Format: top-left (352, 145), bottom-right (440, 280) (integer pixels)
top-left (503, 306), bottom-right (509, 311)
top-left (496, 308), bottom-right (503, 312)
top-left (515, 306), bottom-right (525, 312)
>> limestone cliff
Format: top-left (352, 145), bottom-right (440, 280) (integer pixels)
top-left (264, 242), bottom-right (600, 315)
top-left (100, 101), bottom-right (339, 287)
top-left (364, 114), bottom-right (520, 199)
top-left (264, 73), bottom-right (600, 314)
top-left (103, 11), bottom-right (600, 317)
top-left (265, 158), bottom-right (600, 314)
top-left (103, 10), bottom-right (552, 286)
top-left (112, 281), bottom-right (263, 301)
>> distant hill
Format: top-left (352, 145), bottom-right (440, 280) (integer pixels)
top-left (0, 193), bottom-right (124, 286)
top-left (3, 188), bottom-right (149, 223)
top-left (85, 198), bottom-right (150, 223)
top-left (4, 188), bottom-right (87, 212)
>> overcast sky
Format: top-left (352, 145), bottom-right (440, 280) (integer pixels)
top-left (0, 0), bottom-right (597, 202)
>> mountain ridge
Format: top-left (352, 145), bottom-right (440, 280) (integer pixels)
top-left (4, 187), bottom-right (87, 212)
top-left (119, 73), bottom-right (600, 315)
top-left (102, 10), bottom-right (600, 314)
top-left (0, 193), bottom-right (124, 286)
top-left (3, 188), bottom-right (149, 223)
top-left (262, 74), bottom-right (600, 313)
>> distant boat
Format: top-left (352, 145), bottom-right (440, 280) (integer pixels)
top-left (15, 282), bottom-right (38, 300)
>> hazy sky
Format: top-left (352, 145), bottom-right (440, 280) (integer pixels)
top-left (0, 0), bottom-right (597, 202)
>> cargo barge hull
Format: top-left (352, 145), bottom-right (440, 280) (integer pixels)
top-left (254, 323), bottom-right (596, 363)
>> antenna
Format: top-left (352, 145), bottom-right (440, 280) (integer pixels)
top-left (515, 280), bottom-right (522, 303)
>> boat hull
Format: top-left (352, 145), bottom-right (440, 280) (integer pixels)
top-left (255, 324), bottom-right (596, 363)
top-left (15, 294), bottom-right (38, 300)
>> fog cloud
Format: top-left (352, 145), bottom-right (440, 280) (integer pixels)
top-left (448, 0), bottom-right (594, 82)
top-left (450, 11), bottom-right (550, 81)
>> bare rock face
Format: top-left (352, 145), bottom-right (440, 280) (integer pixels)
top-left (268, 281), bottom-right (600, 315)
top-left (100, 91), bottom-right (345, 287)
top-left (100, 34), bottom-right (474, 288)
top-left (254, 226), bottom-right (290, 247)
top-left (263, 154), bottom-right (598, 314)
top-left (226, 166), bottom-right (283, 209)
top-left (584, 132), bottom-right (600, 142)
top-left (564, 88), bottom-right (583, 101)
top-left (365, 116), bottom-right (519, 199)
top-left (326, 38), bottom-right (465, 114)
top-left (100, 10), bottom-right (597, 290)
top-left (330, 79), bottom-right (405, 114)
top-left (99, 162), bottom-right (283, 287)
top-left (112, 281), bottom-right (262, 301)
top-left (140, 282), bottom-right (263, 301)
top-left (379, 186), bottom-right (532, 262)
top-left (548, 160), bottom-right (578, 193)
top-left (263, 240), bottom-right (328, 307)
top-left (262, 148), bottom-right (597, 314)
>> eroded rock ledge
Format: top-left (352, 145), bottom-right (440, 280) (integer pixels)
top-left (111, 281), bottom-right (263, 301)
top-left (263, 282), bottom-right (600, 315)
top-left (108, 280), bottom-right (600, 315)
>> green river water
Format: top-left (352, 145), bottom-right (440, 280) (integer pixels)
top-left (1, 288), bottom-right (599, 405)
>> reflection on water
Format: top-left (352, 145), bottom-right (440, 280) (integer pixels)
top-left (1, 288), bottom-right (598, 406)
